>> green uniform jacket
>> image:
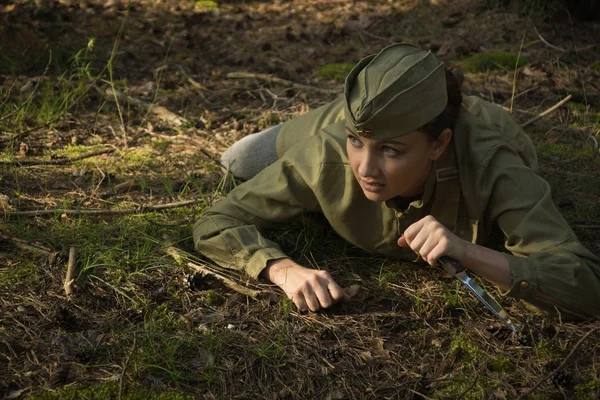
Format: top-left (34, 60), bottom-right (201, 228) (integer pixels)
top-left (194, 96), bottom-right (600, 317)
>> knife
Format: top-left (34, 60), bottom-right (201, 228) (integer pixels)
top-left (439, 256), bottom-right (517, 333)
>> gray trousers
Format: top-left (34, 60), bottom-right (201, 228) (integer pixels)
top-left (220, 124), bottom-right (282, 180)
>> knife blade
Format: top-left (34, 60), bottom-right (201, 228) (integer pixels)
top-left (439, 256), bottom-right (517, 333)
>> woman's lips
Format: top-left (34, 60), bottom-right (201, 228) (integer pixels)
top-left (361, 180), bottom-right (385, 193)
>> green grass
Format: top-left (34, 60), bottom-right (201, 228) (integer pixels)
top-left (316, 63), bottom-right (355, 82)
top-left (461, 51), bottom-right (527, 73)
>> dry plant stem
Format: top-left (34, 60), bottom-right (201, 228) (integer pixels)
top-left (187, 261), bottom-right (262, 299)
top-left (518, 326), bottom-right (600, 399)
top-left (521, 94), bottom-right (573, 128)
top-left (227, 72), bottom-right (340, 94)
top-left (0, 148), bottom-right (115, 166)
top-left (103, 87), bottom-right (185, 127)
top-left (118, 334), bottom-right (137, 400)
top-left (64, 247), bottom-right (76, 297)
top-left (3, 199), bottom-right (201, 217)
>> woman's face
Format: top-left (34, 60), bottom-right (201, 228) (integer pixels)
top-left (346, 129), bottom-right (450, 202)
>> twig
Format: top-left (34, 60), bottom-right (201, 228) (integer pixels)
top-left (188, 261), bottom-right (262, 299)
top-left (0, 148), bottom-right (115, 166)
top-left (0, 232), bottom-right (54, 256)
top-left (2, 199), bottom-right (202, 217)
top-left (521, 94), bottom-right (572, 128)
top-left (103, 87), bottom-right (186, 128)
top-left (533, 25), bottom-right (567, 52)
top-left (118, 334), bottom-right (137, 400)
top-left (64, 247), bottom-right (76, 297)
top-left (98, 179), bottom-right (136, 199)
top-left (517, 326), bottom-right (600, 399)
top-left (227, 72), bottom-right (340, 94)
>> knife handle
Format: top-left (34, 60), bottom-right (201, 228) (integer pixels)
top-left (439, 256), bottom-right (466, 274)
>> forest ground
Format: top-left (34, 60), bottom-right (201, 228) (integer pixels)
top-left (1, 0), bottom-right (600, 399)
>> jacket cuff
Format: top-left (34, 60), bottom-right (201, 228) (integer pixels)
top-left (245, 248), bottom-right (289, 280)
top-left (504, 253), bottom-right (538, 299)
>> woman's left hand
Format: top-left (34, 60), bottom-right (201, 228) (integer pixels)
top-left (397, 215), bottom-right (468, 266)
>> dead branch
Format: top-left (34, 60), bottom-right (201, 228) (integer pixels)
top-left (99, 180), bottom-right (136, 199)
top-left (0, 148), bottom-right (115, 167)
top-left (103, 87), bottom-right (186, 128)
top-left (2, 199), bottom-right (202, 218)
top-left (518, 326), bottom-right (600, 399)
top-left (188, 261), bottom-right (262, 299)
top-left (227, 72), bottom-right (341, 94)
top-left (521, 94), bottom-right (573, 128)
top-left (64, 247), bottom-right (76, 297)
top-left (0, 232), bottom-right (55, 256)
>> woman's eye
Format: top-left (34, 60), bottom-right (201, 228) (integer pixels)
top-left (383, 146), bottom-right (400, 156)
top-left (347, 135), bottom-right (362, 146)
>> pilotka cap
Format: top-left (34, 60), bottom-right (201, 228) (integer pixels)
top-left (344, 43), bottom-right (448, 139)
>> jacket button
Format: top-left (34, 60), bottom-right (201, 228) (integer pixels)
top-left (520, 281), bottom-right (530, 289)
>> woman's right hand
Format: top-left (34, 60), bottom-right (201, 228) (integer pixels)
top-left (261, 258), bottom-right (350, 312)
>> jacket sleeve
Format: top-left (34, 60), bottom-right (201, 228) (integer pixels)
top-left (483, 145), bottom-right (600, 317)
top-left (193, 137), bottom-right (323, 279)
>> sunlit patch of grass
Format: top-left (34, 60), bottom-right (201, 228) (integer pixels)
top-left (194, 1), bottom-right (219, 10)
top-left (316, 63), bottom-right (354, 82)
top-left (461, 51), bottom-right (527, 73)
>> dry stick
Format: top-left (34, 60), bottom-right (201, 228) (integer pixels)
top-left (99, 179), bottom-right (136, 199)
top-left (104, 87), bottom-right (185, 127)
top-left (0, 148), bottom-right (116, 167)
top-left (2, 199), bottom-right (201, 218)
top-left (165, 244), bottom-right (263, 298)
top-left (64, 247), bottom-right (76, 297)
top-left (533, 25), bottom-right (567, 52)
top-left (187, 261), bottom-right (262, 299)
top-left (521, 94), bottom-right (573, 128)
top-left (118, 334), bottom-right (137, 400)
top-left (518, 326), bottom-right (600, 399)
top-left (0, 232), bottom-right (54, 256)
top-left (227, 72), bottom-right (341, 95)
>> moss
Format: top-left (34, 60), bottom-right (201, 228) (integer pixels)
top-left (204, 289), bottom-right (224, 306)
top-left (195, 0), bottom-right (219, 10)
top-left (29, 381), bottom-right (194, 399)
top-left (316, 63), bottom-right (355, 82)
top-left (488, 357), bottom-right (516, 373)
top-left (450, 334), bottom-right (482, 364)
top-left (461, 51), bottom-right (527, 73)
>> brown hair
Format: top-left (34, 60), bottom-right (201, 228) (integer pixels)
top-left (418, 67), bottom-right (463, 141)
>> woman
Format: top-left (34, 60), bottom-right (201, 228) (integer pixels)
top-left (194, 43), bottom-right (600, 317)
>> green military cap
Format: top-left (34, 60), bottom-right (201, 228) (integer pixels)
top-left (344, 43), bottom-right (447, 139)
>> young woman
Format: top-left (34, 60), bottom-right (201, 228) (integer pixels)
top-left (194, 43), bottom-right (600, 318)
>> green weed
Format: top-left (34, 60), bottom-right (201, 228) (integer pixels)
top-left (461, 51), bottom-right (527, 73)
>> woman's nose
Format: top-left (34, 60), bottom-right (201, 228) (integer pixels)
top-left (358, 152), bottom-right (379, 178)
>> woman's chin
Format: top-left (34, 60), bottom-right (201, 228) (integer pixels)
top-left (362, 189), bottom-right (391, 202)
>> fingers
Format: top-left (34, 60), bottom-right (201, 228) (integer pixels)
top-left (328, 281), bottom-right (351, 303)
top-left (286, 270), bottom-right (348, 312)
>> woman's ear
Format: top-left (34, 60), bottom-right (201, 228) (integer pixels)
top-left (430, 129), bottom-right (453, 160)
